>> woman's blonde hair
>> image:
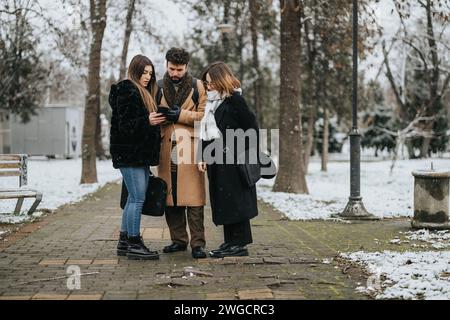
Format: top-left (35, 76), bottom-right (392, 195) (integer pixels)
top-left (201, 61), bottom-right (241, 97)
top-left (127, 55), bottom-right (157, 112)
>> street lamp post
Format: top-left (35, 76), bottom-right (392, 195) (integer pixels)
top-left (335, 0), bottom-right (378, 220)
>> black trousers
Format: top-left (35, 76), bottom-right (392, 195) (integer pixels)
top-left (223, 219), bottom-right (253, 246)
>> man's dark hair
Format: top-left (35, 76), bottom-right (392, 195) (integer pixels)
top-left (165, 47), bottom-right (190, 65)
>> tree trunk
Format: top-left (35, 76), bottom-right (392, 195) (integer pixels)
top-left (419, 0), bottom-right (439, 157)
top-left (119, 0), bottom-right (136, 80)
top-left (406, 140), bottom-right (415, 159)
top-left (301, 2), bottom-right (317, 174)
top-left (303, 108), bottom-right (315, 173)
top-left (321, 108), bottom-right (329, 172)
top-left (222, 0), bottom-right (231, 62)
top-left (420, 137), bottom-right (431, 158)
top-left (95, 106), bottom-right (106, 159)
top-left (249, 0), bottom-right (263, 127)
top-left (81, 0), bottom-right (107, 184)
top-left (273, 0), bottom-right (308, 194)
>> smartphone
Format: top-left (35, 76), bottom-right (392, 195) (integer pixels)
top-left (157, 106), bottom-right (170, 115)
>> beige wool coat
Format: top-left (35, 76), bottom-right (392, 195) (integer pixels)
top-left (156, 79), bottom-right (207, 207)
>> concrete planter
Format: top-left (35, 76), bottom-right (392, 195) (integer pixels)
top-left (411, 170), bottom-right (450, 230)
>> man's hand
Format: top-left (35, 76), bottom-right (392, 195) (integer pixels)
top-left (198, 162), bottom-right (207, 172)
top-left (165, 105), bottom-right (181, 123)
top-left (149, 112), bottom-right (166, 126)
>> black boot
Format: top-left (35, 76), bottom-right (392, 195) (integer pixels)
top-left (127, 235), bottom-right (159, 260)
top-left (117, 231), bottom-right (128, 256)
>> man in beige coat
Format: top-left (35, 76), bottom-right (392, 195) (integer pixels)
top-left (156, 48), bottom-right (207, 259)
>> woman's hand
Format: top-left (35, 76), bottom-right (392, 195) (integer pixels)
top-left (149, 112), bottom-right (166, 126)
top-left (198, 162), bottom-right (207, 172)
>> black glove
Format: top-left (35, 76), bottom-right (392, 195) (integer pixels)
top-left (165, 105), bottom-right (181, 123)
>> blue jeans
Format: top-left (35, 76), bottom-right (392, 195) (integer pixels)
top-left (119, 167), bottom-right (149, 237)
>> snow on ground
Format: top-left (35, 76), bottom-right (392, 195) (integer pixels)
top-left (257, 158), bottom-right (450, 220)
top-left (402, 229), bottom-right (450, 249)
top-left (0, 157), bottom-right (121, 223)
top-left (342, 250), bottom-right (450, 300)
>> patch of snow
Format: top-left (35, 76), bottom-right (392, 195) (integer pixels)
top-left (0, 158), bottom-right (120, 223)
top-left (258, 158), bottom-right (450, 220)
top-left (403, 229), bottom-right (450, 249)
top-left (341, 250), bottom-right (450, 300)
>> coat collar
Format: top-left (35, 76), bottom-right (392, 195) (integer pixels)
top-left (214, 99), bottom-right (227, 127)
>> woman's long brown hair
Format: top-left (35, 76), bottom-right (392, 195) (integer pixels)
top-left (127, 55), bottom-right (157, 112)
top-left (201, 61), bottom-right (241, 97)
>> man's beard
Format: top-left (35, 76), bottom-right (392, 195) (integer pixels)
top-left (170, 75), bottom-right (184, 84)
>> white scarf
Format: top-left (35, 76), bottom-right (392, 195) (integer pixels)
top-left (200, 90), bottom-right (225, 141)
top-left (200, 89), bottom-right (243, 141)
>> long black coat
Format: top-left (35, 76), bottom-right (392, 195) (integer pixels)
top-left (109, 80), bottom-right (160, 168)
top-left (202, 91), bottom-right (259, 226)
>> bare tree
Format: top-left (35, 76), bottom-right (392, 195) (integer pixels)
top-left (249, 0), bottom-right (263, 126)
top-left (376, 116), bottom-right (435, 174)
top-left (273, 0), bottom-right (308, 194)
top-left (119, 0), bottom-right (136, 80)
top-left (81, 0), bottom-right (107, 184)
top-left (380, 0), bottom-right (450, 158)
top-left (321, 107), bottom-right (329, 172)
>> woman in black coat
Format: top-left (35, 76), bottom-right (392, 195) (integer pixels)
top-left (109, 54), bottom-right (166, 260)
top-left (198, 62), bottom-right (259, 258)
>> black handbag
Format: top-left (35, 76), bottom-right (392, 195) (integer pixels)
top-left (120, 174), bottom-right (167, 216)
top-left (237, 150), bottom-right (277, 187)
top-left (238, 162), bottom-right (261, 187)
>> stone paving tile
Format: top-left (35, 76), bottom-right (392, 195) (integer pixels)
top-left (237, 288), bottom-right (274, 300)
top-left (31, 293), bottom-right (69, 300)
top-left (162, 228), bottom-right (171, 240)
top-left (206, 292), bottom-right (237, 300)
top-left (103, 291), bottom-right (138, 300)
top-left (66, 259), bottom-right (93, 265)
top-left (91, 259), bottom-right (119, 265)
top-left (66, 294), bottom-right (103, 300)
top-left (0, 295), bottom-right (32, 300)
top-left (272, 290), bottom-right (306, 300)
top-left (142, 228), bottom-right (165, 240)
top-left (240, 257), bottom-right (265, 264)
top-left (38, 259), bottom-right (68, 266)
top-left (263, 257), bottom-right (290, 264)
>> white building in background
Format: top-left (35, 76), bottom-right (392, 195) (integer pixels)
top-left (9, 105), bottom-right (85, 158)
top-left (0, 105), bottom-right (111, 158)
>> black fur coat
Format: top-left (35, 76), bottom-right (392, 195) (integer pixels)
top-left (109, 80), bottom-right (160, 168)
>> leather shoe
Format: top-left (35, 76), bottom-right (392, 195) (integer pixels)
top-left (163, 242), bottom-right (187, 253)
top-left (191, 246), bottom-right (207, 259)
top-left (209, 245), bottom-right (248, 258)
top-left (209, 243), bottom-right (231, 255)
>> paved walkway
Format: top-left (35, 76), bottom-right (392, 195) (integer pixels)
top-left (0, 182), bottom-right (415, 300)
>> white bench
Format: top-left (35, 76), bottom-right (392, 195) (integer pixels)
top-left (0, 154), bottom-right (42, 215)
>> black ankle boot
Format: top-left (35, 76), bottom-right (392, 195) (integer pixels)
top-left (127, 236), bottom-right (159, 260)
top-left (117, 231), bottom-right (128, 256)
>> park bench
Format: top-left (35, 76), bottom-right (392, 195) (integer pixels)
top-left (0, 154), bottom-right (42, 215)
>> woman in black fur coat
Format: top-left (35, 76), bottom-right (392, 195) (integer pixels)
top-left (109, 54), bottom-right (166, 260)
